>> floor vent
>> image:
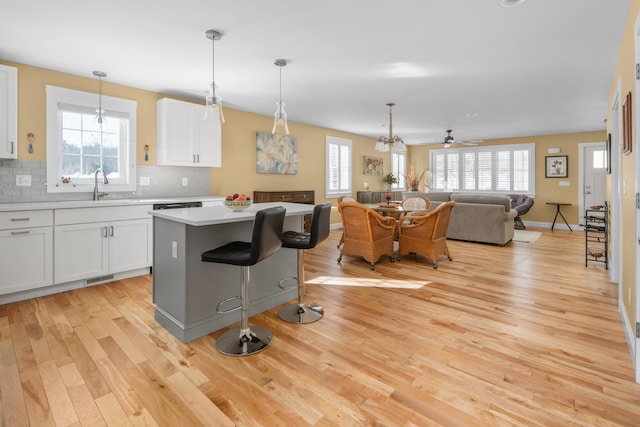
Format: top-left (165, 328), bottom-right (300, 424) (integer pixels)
top-left (86, 274), bottom-right (114, 285)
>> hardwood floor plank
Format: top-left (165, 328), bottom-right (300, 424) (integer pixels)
top-left (38, 359), bottom-right (79, 426)
top-left (0, 339), bottom-right (29, 426)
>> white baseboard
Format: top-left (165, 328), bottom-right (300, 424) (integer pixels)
top-left (619, 298), bottom-right (636, 374)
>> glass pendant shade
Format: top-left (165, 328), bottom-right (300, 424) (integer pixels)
top-left (375, 138), bottom-right (390, 152)
top-left (272, 101), bottom-right (289, 135)
top-left (272, 59), bottom-right (289, 135)
top-left (204, 82), bottom-right (225, 124)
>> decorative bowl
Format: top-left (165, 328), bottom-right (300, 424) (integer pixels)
top-left (224, 200), bottom-right (252, 211)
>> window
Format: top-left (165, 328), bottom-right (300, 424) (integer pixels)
top-left (326, 136), bottom-right (352, 197)
top-left (429, 143), bottom-right (535, 194)
top-left (46, 86), bottom-right (137, 193)
top-left (391, 151), bottom-right (406, 189)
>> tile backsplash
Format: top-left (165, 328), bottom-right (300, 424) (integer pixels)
top-left (0, 160), bottom-right (212, 203)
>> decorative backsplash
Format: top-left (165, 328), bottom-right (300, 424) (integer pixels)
top-left (0, 160), bottom-right (212, 204)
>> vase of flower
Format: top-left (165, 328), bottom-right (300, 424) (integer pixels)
top-left (385, 193), bottom-right (391, 204)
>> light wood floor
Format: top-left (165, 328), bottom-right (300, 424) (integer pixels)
top-left (2, 228), bottom-right (639, 426)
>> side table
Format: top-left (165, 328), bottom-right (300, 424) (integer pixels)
top-left (546, 202), bottom-right (572, 231)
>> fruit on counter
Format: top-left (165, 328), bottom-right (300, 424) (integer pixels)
top-left (225, 194), bottom-right (251, 201)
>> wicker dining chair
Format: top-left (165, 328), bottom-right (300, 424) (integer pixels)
top-left (400, 196), bottom-right (432, 217)
top-left (398, 201), bottom-right (456, 269)
top-left (336, 196), bottom-right (355, 249)
top-left (337, 201), bottom-right (396, 270)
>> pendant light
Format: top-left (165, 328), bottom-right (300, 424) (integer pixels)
top-left (93, 71), bottom-right (107, 130)
top-left (375, 103), bottom-right (406, 153)
top-left (272, 59), bottom-right (289, 135)
top-left (204, 29), bottom-right (224, 124)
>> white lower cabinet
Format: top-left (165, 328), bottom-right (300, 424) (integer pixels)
top-left (0, 210), bottom-right (53, 294)
top-left (54, 205), bottom-right (152, 285)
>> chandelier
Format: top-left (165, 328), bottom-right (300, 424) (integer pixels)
top-left (272, 59), bottom-right (289, 135)
top-left (375, 103), bottom-right (406, 153)
top-left (204, 29), bottom-right (224, 124)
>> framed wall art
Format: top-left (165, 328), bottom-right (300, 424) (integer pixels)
top-left (545, 155), bottom-right (568, 178)
top-left (362, 155), bottom-right (383, 175)
top-left (256, 131), bottom-right (298, 174)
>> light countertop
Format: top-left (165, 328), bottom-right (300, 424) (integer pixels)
top-left (149, 202), bottom-right (314, 226)
top-left (0, 196), bottom-right (225, 212)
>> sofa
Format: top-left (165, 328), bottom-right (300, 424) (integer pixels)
top-left (403, 192), bottom-right (517, 245)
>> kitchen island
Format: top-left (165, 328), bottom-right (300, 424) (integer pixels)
top-left (149, 202), bottom-right (314, 342)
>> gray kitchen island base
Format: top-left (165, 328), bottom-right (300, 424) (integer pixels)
top-left (150, 203), bottom-right (311, 343)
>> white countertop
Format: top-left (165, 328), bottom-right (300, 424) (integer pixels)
top-left (148, 202), bottom-right (314, 226)
top-left (0, 196), bottom-right (225, 212)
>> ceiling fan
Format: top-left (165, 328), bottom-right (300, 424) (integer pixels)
top-left (443, 129), bottom-right (483, 148)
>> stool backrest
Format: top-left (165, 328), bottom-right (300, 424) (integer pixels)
top-left (250, 206), bottom-right (286, 265)
top-left (309, 203), bottom-right (332, 248)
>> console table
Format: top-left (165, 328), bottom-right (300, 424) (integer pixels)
top-left (253, 190), bottom-right (314, 232)
top-left (546, 202), bottom-right (572, 231)
top-left (356, 191), bottom-right (403, 204)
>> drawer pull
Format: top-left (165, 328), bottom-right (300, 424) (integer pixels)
top-left (11, 217), bottom-right (30, 222)
top-left (103, 226), bottom-right (108, 238)
top-left (11, 230), bottom-right (30, 235)
top-left (110, 225), bottom-right (114, 236)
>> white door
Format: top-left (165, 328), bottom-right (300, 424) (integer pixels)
top-left (583, 144), bottom-right (608, 210)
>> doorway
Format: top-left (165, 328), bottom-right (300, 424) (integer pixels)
top-left (579, 142), bottom-right (608, 228)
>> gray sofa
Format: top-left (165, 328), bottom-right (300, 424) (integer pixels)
top-left (403, 192), bottom-right (517, 245)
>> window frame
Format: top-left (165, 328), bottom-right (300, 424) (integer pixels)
top-left (325, 136), bottom-right (352, 198)
top-left (429, 143), bottom-right (535, 195)
top-left (46, 85), bottom-right (137, 194)
top-left (391, 151), bottom-right (406, 190)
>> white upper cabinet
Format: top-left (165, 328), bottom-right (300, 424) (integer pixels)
top-left (0, 64), bottom-right (17, 159)
top-left (156, 98), bottom-right (221, 167)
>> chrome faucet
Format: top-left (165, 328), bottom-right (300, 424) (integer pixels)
top-left (93, 168), bottom-right (109, 200)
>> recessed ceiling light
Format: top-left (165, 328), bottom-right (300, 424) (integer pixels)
top-left (466, 112), bottom-right (478, 117)
top-left (501, 0), bottom-right (526, 7)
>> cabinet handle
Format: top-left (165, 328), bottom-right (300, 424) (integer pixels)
top-left (192, 154), bottom-right (195, 163)
top-left (11, 217), bottom-right (29, 222)
top-left (196, 154), bottom-right (200, 163)
top-left (11, 230), bottom-right (29, 235)
top-left (10, 141), bottom-right (14, 154)
top-left (110, 225), bottom-right (114, 236)
top-left (103, 226), bottom-right (108, 237)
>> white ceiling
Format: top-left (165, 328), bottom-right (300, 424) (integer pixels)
top-left (0, 0), bottom-right (631, 145)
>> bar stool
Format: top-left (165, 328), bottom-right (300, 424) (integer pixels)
top-left (277, 203), bottom-right (331, 323)
top-left (202, 206), bottom-right (286, 356)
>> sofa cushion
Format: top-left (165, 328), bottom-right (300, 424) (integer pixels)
top-left (450, 194), bottom-right (511, 212)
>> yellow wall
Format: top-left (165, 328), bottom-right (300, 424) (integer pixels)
top-left (608, 0), bottom-right (639, 334)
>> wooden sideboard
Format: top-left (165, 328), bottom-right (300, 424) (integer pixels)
top-left (356, 191), bottom-right (403, 204)
top-left (253, 190), bottom-right (314, 232)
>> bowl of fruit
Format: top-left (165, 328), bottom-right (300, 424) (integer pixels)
top-left (224, 194), bottom-right (252, 211)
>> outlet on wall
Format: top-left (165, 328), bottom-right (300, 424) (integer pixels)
top-left (16, 175), bottom-right (32, 186)
top-left (182, 177), bottom-right (188, 186)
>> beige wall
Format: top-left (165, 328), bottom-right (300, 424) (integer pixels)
top-left (407, 131), bottom-right (606, 224)
top-left (608, 0), bottom-right (639, 336)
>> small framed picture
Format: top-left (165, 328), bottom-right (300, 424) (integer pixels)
top-left (545, 155), bottom-right (568, 178)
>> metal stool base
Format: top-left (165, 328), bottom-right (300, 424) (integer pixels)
top-left (278, 302), bottom-right (324, 324)
top-left (215, 326), bottom-right (272, 356)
